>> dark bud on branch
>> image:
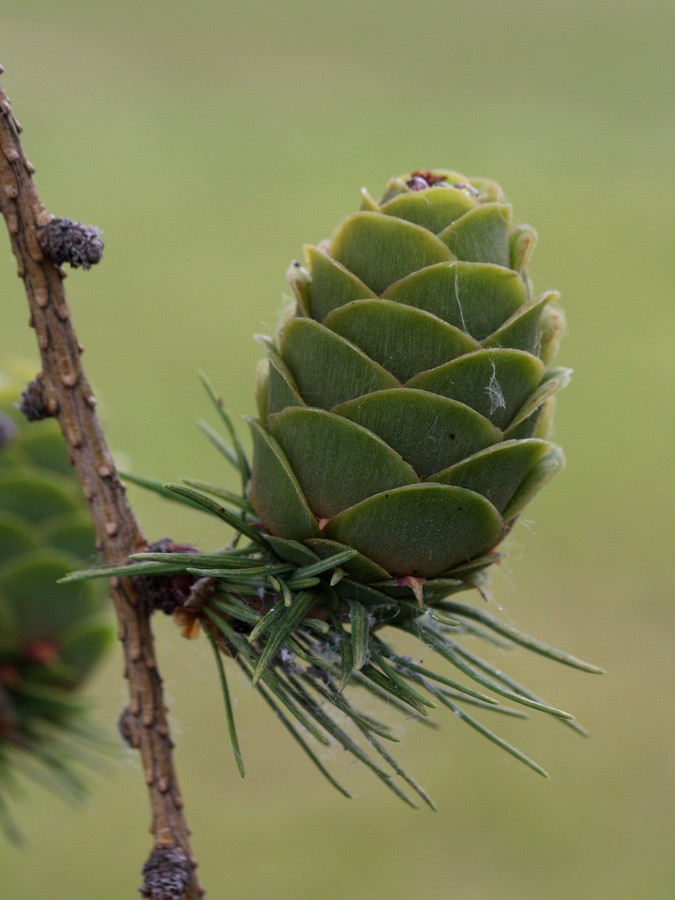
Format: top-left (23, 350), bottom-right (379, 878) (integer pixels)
top-left (18, 376), bottom-right (52, 421)
top-left (118, 706), bottom-right (139, 749)
top-left (38, 217), bottom-right (104, 270)
top-left (132, 539), bottom-right (200, 616)
top-left (140, 845), bottom-right (193, 900)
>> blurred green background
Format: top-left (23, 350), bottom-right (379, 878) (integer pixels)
top-left (1, 1), bottom-right (673, 897)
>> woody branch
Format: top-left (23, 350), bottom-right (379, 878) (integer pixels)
top-left (0, 69), bottom-right (202, 899)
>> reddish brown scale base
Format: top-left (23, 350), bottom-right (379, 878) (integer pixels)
top-left (22, 638), bottom-right (60, 665)
top-left (408, 169), bottom-right (449, 187)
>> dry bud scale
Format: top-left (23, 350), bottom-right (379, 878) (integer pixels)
top-left (70, 170), bottom-right (603, 805)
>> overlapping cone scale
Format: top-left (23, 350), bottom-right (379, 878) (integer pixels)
top-left (64, 170), bottom-right (591, 800)
top-left (0, 366), bottom-right (111, 829)
top-left (249, 170), bottom-right (569, 584)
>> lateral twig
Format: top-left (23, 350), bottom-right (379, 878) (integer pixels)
top-left (0, 69), bottom-right (203, 898)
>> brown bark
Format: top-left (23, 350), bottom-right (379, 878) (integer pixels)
top-left (0, 69), bottom-right (203, 897)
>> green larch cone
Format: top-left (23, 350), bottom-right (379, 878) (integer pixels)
top-left (70, 170), bottom-right (601, 805)
top-left (250, 169), bottom-right (569, 587)
top-left (0, 365), bottom-right (112, 840)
